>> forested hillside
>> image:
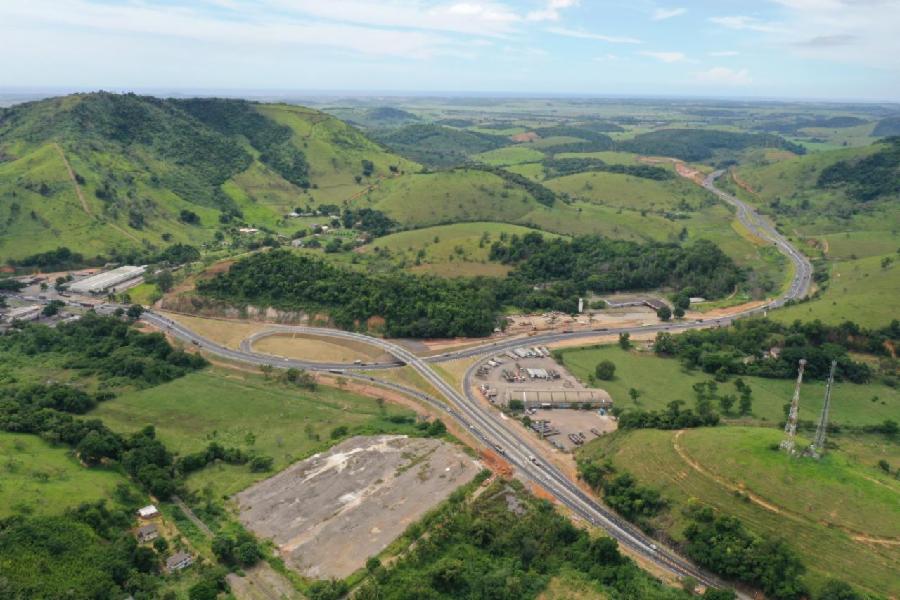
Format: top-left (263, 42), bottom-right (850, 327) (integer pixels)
top-left (0, 93), bottom-right (413, 261)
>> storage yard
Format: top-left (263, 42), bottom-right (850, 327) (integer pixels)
top-left (235, 435), bottom-right (479, 579)
top-left (474, 346), bottom-right (616, 452)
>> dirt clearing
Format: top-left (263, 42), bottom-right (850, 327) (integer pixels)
top-left (251, 332), bottom-right (393, 364)
top-left (235, 435), bottom-right (479, 580)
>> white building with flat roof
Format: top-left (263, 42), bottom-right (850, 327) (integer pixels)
top-left (69, 266), bottom-right (146, 295)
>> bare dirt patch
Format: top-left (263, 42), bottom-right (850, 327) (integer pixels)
top-left (235, 435), bottom-right (479, 580)
top-left (226, 562), bottom-right (300, 600)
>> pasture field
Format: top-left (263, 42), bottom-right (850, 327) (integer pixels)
top-left (772, 254), bottom-right (900, 328)
top-left (558, 345), bottom-right (899, 427)
top-left (544, 170), bottom-right (715, 212)
top-left (822, 229), bottom-right (899, 261)
top-left (579, 427), bottom-right (900, 597)
top-left (472, 145), bottom-right (544, 166)
top-left (363, 169), bottom-right (541, 226)
top-left (364, 221), bottom-right (563, 277)
top-left (503, 162), bottom-right (546, 181)
top-left (0, 431), bottom-right (133, 518)
top-left (90, 368), bottom-right (420, 496)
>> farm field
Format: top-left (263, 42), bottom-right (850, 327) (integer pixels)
top-left (90, 368), bottom-right (421, 496)
top-left (544, 170), bottom-right (712, 213)
top-left (579, 427), bottom-right (900, 597)
top-left (0, 431), bottom-right (133, 518)
top-left (558, 345), bottom-right (899, 427)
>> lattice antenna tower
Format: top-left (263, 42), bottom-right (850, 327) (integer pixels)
top-left (808, 360), bottom-right (837, 459)
top-left (780, 359), bottom-right (806, 454)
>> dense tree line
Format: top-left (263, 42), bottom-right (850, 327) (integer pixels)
top-left (542, 157), bottom-right (674, 180)
top-left (617, 399), bottom-right (720, 430)
top-left (653, 318), bottom-right (899, 383)
top-left (342, 207), bottom-right (397, 237)
top-left (466, 164), bottom-right (557, 206)
top-left (0, 313), bottom-right (208, 386)
top-left (684, 506), bottom-right (808, 600)
top-left (353, 479), bottom-right (720, 600)
top-left (577, 461), bottom-right (667, 529)
top-left (175, 98), bottom-right (311, 188)
top-left (532, 126), bottom-right (617, 153)
top-left (7, 246), bottom-right (84, 269)
top-left (618, 129), bottom-right (806, 161)
top-left (490, 233), bottom-right (743, 300)
top-left (197, 250), bottom-right (500, 338)
top-left (817, 137), bottom-right (900, 202)
top-left (372, 124), bottom-right (506, 167)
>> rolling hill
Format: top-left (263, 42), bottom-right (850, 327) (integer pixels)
top-left (0, 92), bottom-right (416, 262)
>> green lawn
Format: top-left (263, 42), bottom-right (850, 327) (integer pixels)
top-left (90, 368), bottom-right (421, 496)
top-left (0, 432), bottom-right (133, 518)
top-left (580, 427), bottom-right (899, 597)
top-left (559, 345), bottom-right (899, 427)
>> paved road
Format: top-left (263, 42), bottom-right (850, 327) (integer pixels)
top-left (4, 172), bottom-right (807, 596)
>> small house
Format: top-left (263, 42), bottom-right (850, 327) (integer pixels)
top-left (165, 552), bottom-right (194, 572)
top-left (136, 524), bottom-right (158, 543)
top-left (137, 504), bottom-right (160, 519)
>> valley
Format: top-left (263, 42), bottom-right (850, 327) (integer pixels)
top-left (1, 92), bottom-right (897, 600)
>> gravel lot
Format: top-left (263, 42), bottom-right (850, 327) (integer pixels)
top-left (235, 435), bottom-right (479, 579)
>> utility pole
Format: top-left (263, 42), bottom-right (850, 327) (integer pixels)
top-left (780, 359), bottom-right (806, 455)
top-left (807, 360), bottom-right (837, 459)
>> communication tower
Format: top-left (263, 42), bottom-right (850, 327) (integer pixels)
top-left (780, 359), bottom-right (806, 455)
top-left (806, 360), bottom-right (837, 459)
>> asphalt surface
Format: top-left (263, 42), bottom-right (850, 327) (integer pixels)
top-left (5, 172), bottom-right (809, 596)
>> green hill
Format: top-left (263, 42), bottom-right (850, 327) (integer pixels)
top-left (0, 92), bottom-right (415, 262)
top-left (371, 124), bottom-right (508, 167)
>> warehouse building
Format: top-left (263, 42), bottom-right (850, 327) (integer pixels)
top-left (68, 266), bottom-right (146, 295)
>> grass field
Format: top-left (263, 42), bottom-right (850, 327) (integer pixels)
top-left (772, 254), bottom-right (900, 328)
top-left (252, 332), bottom-right (391, 363)
top-left (559, 345), bottom-right (899, 427)
top-left (91, 368), bottom-right (421, 496)
top-left (579, 427), bottom-right (900, 597)
top-left (364, 221), bottom-right (563, 277)
top-left (0, 431), bottom-right (132, 518)
top-left (472, 146), bottom-right (544, 166)
top-left (544, 170), bottom-right (716, 213)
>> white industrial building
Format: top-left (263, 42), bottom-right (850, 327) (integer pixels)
top-left (2, 304), bottom-right (42, 323)
top-left (68, 266), bottom-right (146, 295)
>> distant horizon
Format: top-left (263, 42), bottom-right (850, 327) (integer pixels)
top-left (2, 87), bottom-right (899, 106)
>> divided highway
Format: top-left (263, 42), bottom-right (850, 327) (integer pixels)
top-left (135, 172), bottom-right (811, 596)
top-left (0, 171), bottom-right (810, 593)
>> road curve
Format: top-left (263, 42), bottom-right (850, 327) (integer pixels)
top-left (131, 172), bottom-right (810, 597)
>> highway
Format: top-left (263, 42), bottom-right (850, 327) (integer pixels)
top-left (5, 171), bottom-right (807, 597)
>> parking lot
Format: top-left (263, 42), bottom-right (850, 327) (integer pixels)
top-left (473, 345), bottom-right (616, 452)
top-left (527, 409), bottom-right (617, 451)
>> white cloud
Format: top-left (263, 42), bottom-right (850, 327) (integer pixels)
top-left (709, 50), bottom-right (739, 57)
top-left (695, 67), bottom-right (752, 86)
top-left (548, 27), bottom-right (641, 44)
top-left (593, 53), bottom-right (620, 61)
top-left (709, 15), bottom-right (785, 33)
top-left (640, 50), bottom-right (686, 63)
top-left (527, 0), bottom-right (579, 22)
top-left (652, 7), bottom-right (686, 21)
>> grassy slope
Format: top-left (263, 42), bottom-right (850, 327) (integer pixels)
top-left (363, 222), bottom-right (564, 277)
top-left (729, 145), bottom-right (899, 325)
top-left (90, 368), bottom-right (419, 496)
top-left (0, 431), bottom-right (132, 518)
top-left (559, 345), bottom-right (899, 427)
top-left (580, 427), bottom-right (899, 597)
top-left (0, 96), bottom-right (417, 260)
top-left (472, 146), bottom-right (544, 166)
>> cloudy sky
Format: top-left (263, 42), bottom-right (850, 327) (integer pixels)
top-left (2, 0), bottom-right (899, 100)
